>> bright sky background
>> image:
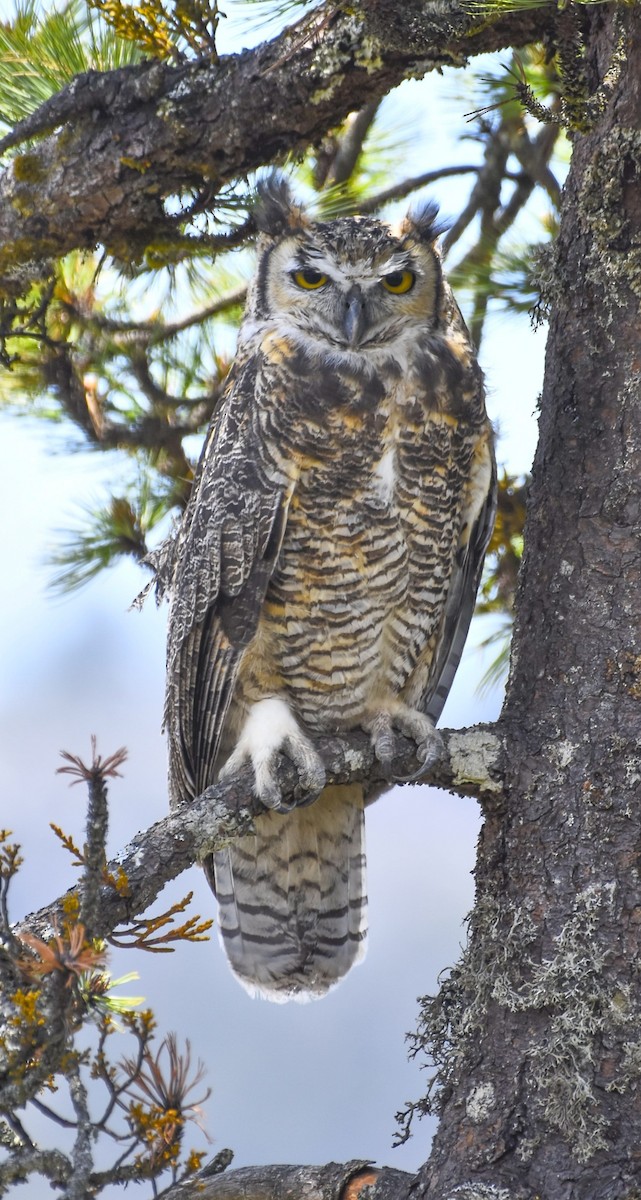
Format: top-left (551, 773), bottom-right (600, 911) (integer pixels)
top-left (0, 5), bottom-right (556, 1193)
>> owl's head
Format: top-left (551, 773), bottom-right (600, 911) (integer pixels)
top-left (248, 174), bottom-right (446, 355)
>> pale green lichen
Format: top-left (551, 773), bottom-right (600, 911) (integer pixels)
top-left (465, 1081), bottom-right (496, 1123)
top-left (448, 729), bottom-right (502, 795)
top-left (579, 127), bottom-right (641, 305)
top-left (607, 1037), bottom-right (641, 1095)
top-left (404, 51), bottom-right (467, 79)
top-left (449, 1185), bottom-right (513, 1200)
top-left (490, 883), bottom-right (621, 1161)
top-left (405, 882), bottom-right (637, 1163)
top-left (398, 898), bottom-right (537, 1139)
top-left (311, 78), bottom-right (345, 105)
top-left (354, 33), bottom-right (383, 75)
top-left (309, 12), bottom-right (385, 104)
top-left (580, 8), bottom-right (628, 129)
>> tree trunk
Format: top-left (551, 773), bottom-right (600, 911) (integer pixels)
top-left (413, 6), bottom-right (641, 1197)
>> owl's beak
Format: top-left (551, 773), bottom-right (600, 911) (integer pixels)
top-left (342, 286), bottom-right (366, 347)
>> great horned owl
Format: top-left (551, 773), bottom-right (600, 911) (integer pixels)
top-left (161, 175), bottom-right (496, 1001)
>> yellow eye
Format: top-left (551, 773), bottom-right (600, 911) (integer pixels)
top-left (293, 267), bottom-right (328, 290)
top-left (381, 270), bottom-right (415, 295)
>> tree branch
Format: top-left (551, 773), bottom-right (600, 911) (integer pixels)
top-left (19, 724), bottom-right (503, 943)
top-left (358, 165), bottom-right (482, 214)
top-left (100, 284), bottom-right (248, 342)
top-left (321, 99), bottom-right (381, 189)
top-left (0, 0), bottom-right (555, 293)
top-left (158, 1161), bottom-right (412, 1200)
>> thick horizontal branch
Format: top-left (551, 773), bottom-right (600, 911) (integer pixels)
top-left (0, 0), bottom-right (555, 290)
top-left (19, 723), bottom-right (503, 942)
top-left (160, 1161), bottom-right (413, 1200)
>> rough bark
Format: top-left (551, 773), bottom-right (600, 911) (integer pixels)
top-left (0, 0), bottom-right (554, 291)
top-left (161, 1162), bottom-right (408, 1200)
top-left (411, 6), bottom-right (641, 1197)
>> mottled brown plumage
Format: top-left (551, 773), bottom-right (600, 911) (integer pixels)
top-left (156, 175), bottom-right (496, 1001)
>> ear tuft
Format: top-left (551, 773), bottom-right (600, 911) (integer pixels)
top-left (253, 172), bottom-right (309, 237)
top-left (400, 199), bottom-right (448, 244)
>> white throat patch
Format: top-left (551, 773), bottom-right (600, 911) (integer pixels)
top-left (372, 446), bottom-right (397, 506)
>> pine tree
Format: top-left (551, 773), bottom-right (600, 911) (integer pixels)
top-left (1, 2), bottom-right (640, 1196)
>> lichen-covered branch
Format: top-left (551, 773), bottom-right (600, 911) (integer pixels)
top-left (157, 1161), bottom-right (412, 1200)
top-left (19, 724), bottom-right (503, 945)
top-left (0, 0), bottom-right (554, 294)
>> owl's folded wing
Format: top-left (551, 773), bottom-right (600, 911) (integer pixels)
top-left (162, 357), bottom-right (293, 804)
top-left (423, 425), bottom-right (497, 724)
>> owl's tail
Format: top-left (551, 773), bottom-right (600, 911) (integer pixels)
top-left (206, 784), bottom-right (367, 1001)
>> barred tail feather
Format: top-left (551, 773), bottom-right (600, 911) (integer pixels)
top-left (206, 784), bottom-right (367, 1001)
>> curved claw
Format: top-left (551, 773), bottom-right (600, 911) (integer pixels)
top-left (367, 712), bottom-right (395, 777)
top-left (394, 725), bottom-right (444, 781)
top-left (219, 697), bottom-right (326, 812)
top-left (271, 733), bottom-right (326, 811)
top-left (364, 705), bottom-right (444, 783)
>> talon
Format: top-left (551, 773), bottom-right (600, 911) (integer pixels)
top-left (416, 726), bottom-right (444, 772)
top-left (364, 704), bottom-right (444, 782)
top-left (253, 761), bottom-right (287, 811)
top-left (218, 697), bottom-right (325, 811)
top-left (366, 712), bottom-right (395, 773)
top-left (284, 734), bottom-right (326, 793)
top-left (395, 724), bottom-right (444, 781)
